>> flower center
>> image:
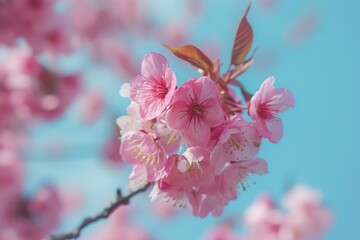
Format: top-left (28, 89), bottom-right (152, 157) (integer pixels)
top-left (257, 103), bottom-right (274, 120)
top-left (191, 103), bottom-right (202, 115)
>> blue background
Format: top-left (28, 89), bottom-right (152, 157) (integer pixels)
top-left (25, 0), bottom-right (359, 239)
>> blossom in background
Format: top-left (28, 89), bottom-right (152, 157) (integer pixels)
top-left (0, 0), bottom-right (72, 55)
top-left (0, 151), bottom-right (62, 240)
top-left (89, 207), bottom-right (151, 240)
top-left (0, 47), bottom-right (81, 122)
top-left (202, 185), bottom-right (332, 240)
top-left (243, 186), bottom-right (332, 240)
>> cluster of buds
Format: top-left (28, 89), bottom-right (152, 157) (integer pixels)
top-left (118, 6), bottom-right (294, 217)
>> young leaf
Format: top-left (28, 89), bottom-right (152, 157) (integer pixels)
top-left (230, 3), bottom-right (253, 65)
top-left (163, 44), bottom-right (213, 72)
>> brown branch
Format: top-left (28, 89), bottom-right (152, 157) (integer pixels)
top-left (46, 183), bottom-right (152, 240)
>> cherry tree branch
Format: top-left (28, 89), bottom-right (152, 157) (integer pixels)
top-left (47, 183), bottom-right (152, 240)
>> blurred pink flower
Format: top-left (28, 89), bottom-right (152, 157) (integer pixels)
top-left (243, 186), bottom-right (332, 240)
top-left (90, 207), bottom-right (151, 240)
top-left (0, 185), bottom-right (62, 240)
top-left (79, 89), bottom-right (105, 124)
top-left (282, 185), bottom-right (333, 240)
top-left (0, 150), bottom-right (23, 203)
top-left (203, 224), bottom-right (243, 240)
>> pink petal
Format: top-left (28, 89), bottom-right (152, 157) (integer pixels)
top-left (166, 101), bottom-right (189, 130)
top-left (196, 76), bottom-right (220, 102)
top-left (240, 158), bottom-right (268, 175)
top-left (183, 119), bottom-right (210, 147)
top-left (202, 98), bottom-right (224, 127)
top-left (141, 52), bottom-right (168, 78)
top-left (163, 68), bottom-right (177, 104)
top-left (265, 117), bottom-right (283, 143)
top-left (267, 88), bottom-right (295, 113)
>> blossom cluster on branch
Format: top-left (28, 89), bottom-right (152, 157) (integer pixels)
top-left (118, 5), bottom-right (294, 217)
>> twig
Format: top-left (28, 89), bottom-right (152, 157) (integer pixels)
top-left (46, 183), bottom-right (152, 240)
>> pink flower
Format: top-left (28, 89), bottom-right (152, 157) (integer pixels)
top-left (210, 119), bottom-right (262, 174)
top-left (120, 131), bottom-right (167, 182)
top-left (187, 189), bottom-right (228, 218)
top-left (150, 147), bottom-right (215, 211)
top-left (130, 52), bottom-right (177, 120)
top-left (248, 76), bottom-right (294, 143)
top-left (0, 185), bottom-right (62, 240)
top-left (218, 159), bottom-right (268, 200)
top-left (153, 120), bottom-right (182, 155)
top-left (188, 156), bottom-right (267, 218)
top-left (28, 72), bottom-right (81, 120)
top-left (166, 76), bottom-right (224, 146)
top-left (243, 186), bottom-right (332, 240)
top-left (244, 194), bottom-right (287, 240)
top-left (282, 185), bottom-right (333, 239)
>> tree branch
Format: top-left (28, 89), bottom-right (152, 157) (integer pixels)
top-left (46, 183), bottom-right (152, 240)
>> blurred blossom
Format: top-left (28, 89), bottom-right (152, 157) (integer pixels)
top-left (200, 185), bottom-right (332, 240)
top-left (78, 89), bottom-right (105, 124)
top-left (103, 134), bottom-right (122, 166)
top-left (256, 0), bottom-right (277, 10)
top-left (0, 47), bottom-right (81, 124)
top-left (0, 0), bottom-right (73, 55)
top-left (150, 201), bottom-right (179, 220)
top-left (202, 224), bottom-right (243, 240)
top-left (0, 155), bottom-right (62, 240)
top-left (89, 207), bottom-right (152, 240)
top-left (286, 8), bottom-right (321, 47)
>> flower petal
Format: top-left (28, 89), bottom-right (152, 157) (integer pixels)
top-left (141, 52), bottom-right (168, 78)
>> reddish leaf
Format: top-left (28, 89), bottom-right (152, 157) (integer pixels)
top-left (230, 4), bottom-right (253, 65)
top-left (163, 44), bottom-right (213, 72)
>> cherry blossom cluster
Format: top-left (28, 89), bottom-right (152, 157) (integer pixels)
top-left (203, 185), bottom-right (332, 240)
top-left (118, 52), bottom-right (294, 217)
top-left (0, 0), bottom-right (72, 55)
